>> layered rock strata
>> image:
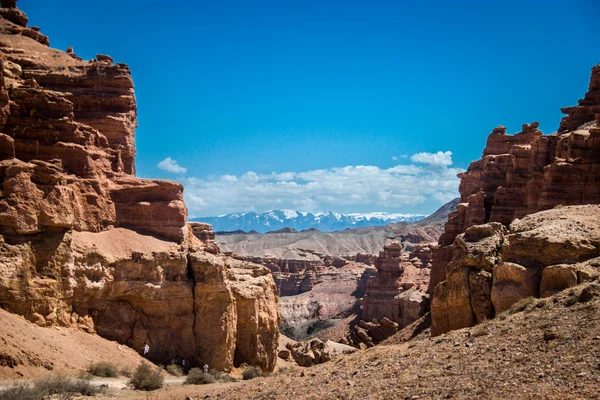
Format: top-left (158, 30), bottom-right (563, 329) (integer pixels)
top-left (430, 65), bottom-right (600, 335)
top-left (0, 3), bottom-right (279, 372)
top-left (278, 262), bottom-right (376, 340)
top-left (431, 205), bottom-right (600, 335)
top-left (431, 65), bottom-right (600, 295)
top-left (231, 256), bottom-right (325, 296)
top-left (361, 242), bottom-right (432, 329)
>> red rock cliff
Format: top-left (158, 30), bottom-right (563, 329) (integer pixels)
top-left (0, 3), bottom-right (279, 371)
top-left (430, 64), bottom-right (600, 335)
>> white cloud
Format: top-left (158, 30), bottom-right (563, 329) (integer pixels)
top-left (158, 157), bottom-right (187, 174)
top-left (184, 150), bottom-right (463, 216)
top-left (410, 151), bottom-right (453, 166)
top-left (392, 156), bottom-right (398, 161)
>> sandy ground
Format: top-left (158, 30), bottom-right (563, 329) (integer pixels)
top-left (90, 281), bottom-right (600, 400)
top-left (0, 309), bottom-right (146, 381)
top-left (2, 282), bottom-right (600, 399)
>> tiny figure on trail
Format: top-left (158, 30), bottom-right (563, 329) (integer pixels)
top-left (203, 363), bottom-right (209, 373)
top-left (143, 342), bottom-right (150, 358)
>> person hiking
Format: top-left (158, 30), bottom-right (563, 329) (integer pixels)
top-left (203, 363), bottom-right (209, 373)
top-left (143, 342), bottom-right (150, 358)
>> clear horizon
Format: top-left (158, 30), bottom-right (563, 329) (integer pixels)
top-left (20, 0), bottom-right (600, 216)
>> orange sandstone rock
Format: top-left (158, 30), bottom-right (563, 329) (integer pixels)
top-left (0, 3), bottom-right (279, 372)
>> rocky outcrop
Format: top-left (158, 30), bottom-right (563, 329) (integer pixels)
top-left (278, 262), bottom-right (376, 340)
top-left (430, 64), bottom-right (600, 296)
top-left (343, 317), bottom-right (399, 348)
top-left (236, 256), bottom-right (324, 296)
top-left (0, 3), bottom-right (279, 372)
top-left (431, 205), bottom-right (600, 335)
top-left (286, 338), bottom-right (357, 367)
top-left (361, 242), bottom-right (432, 329)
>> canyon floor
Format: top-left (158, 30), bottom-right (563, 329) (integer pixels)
top-left (3, 280), bottom-right (596, 400)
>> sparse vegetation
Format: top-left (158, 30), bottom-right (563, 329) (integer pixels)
top-left (471, 321), bottom-right (491, 337)
top-left (77, 370), bottom-right (94, 380)
top-left (507, 297), bottom-right (535, 315)
top-left (166, 362), bottom-right (184, 376)
top-left (564, 295), bottom-right (578, 307)
top-left (88, 361), bottom-right (119, 377)
top-left (184, 368), bottom-right (215, 385)
top-left (0, 376), bottom-right (105, 400)
top-left (130, 362), bottom-right (164, 391)
top-left (120, 366), bottom-right (133, 377)
top-left (242, 365), bottom-right (262, 380)
top-left (212, 371), bottom-right (238, 382)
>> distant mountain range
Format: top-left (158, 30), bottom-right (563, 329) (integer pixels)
top-left (189, 209), bottom-right (426, 233)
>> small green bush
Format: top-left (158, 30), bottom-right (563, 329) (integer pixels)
top-left (0, 376), bottom-right (105, 400)
top-left (184, 368), bottom-right (215, 385)
top-left (130, 362), bottom-right (164, 391)
top-left (88, 361), bottom-right (119, 377)
top-left (166, 363), bottom-right (183, 376)
top-left (242, 365), bottom-right (262, 380)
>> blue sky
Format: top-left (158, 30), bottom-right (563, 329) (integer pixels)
top-left (20, 0), bottom-right (600, 217)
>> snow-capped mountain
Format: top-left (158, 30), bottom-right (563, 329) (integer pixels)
top-left (189, 209), bottom-right (426, 233)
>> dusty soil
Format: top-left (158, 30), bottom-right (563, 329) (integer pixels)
top-left (89, 281), bottom-right (600, 400)
top-left (0, 309), bottom-right (146, 380)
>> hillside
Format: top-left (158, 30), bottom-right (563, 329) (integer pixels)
top-left (93, 279), bottom-right (600, 399)
top-left (216, 199), bottom-right (458, 259)
top-left (0, 309), bottom-right (145, 380)
top-left (191, 210), bottom-right (426, 234)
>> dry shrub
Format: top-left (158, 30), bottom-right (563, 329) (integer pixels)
top-left (88, 361), bottom-right (119, 377)
top-left (242, 365), bottom-right (262, 380)
top-left (130, 362), bottom-right (164, 391)
top-left (120, 366), bottom-right (133, 377)
top-left (470, 321), bottom-right (490, 338)
top-left (0, 376), bottom-right (105, 400)
top-left (508, 297), bottom-right (535, 315)
top-left (211, 371), bottom-right (238, 382)
top-left (166, 363), bottom-right (183, 376)
top-left (184, 368), bottom-right (215, 385)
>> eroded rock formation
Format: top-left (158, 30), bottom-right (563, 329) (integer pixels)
top-left (278, 262), bottom-right (376, 339)
top-left (286, 338), bottom-right (357, 367)
top-left (430, 64), bottom-right (600, 335)
top-left (0, 3), bottom-right (279, 372)
top-left (361, 242), bottom-right (432, 329)
top-left (431, 205), bottom-right (600, 335)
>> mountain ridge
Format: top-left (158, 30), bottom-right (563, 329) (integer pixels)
top-left (190, 209), bottom-right (427, 233)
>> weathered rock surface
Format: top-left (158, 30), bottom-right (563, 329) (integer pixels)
top-left (278, 262), bottom-right (375, 340)
top-left (430, 65), bottom-right (600, 293)
top-left (0, 3), bottom-right (279, 372)
top-left (361, 242), bottom-right (432, 329)
top-left (431, 205), bottom-right (600, 335)
top-left (286, 338), bottom-right (357, 367)
top-left (430, 64), bottom-right (600, 336)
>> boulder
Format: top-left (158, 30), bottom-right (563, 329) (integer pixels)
top-left (432, 205), bottom-right (600, 335)
top-left (491, 262), bottom-right (540, 314)
top-left (286, 338), bottom-right (357, 367)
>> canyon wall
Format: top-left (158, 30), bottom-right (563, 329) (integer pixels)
top-left (361, 242), bottom-right (431, 329)
top-left (430, 64), bottom-right (600, 335)
top-left (0, 3), bottom-right (279, 371)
